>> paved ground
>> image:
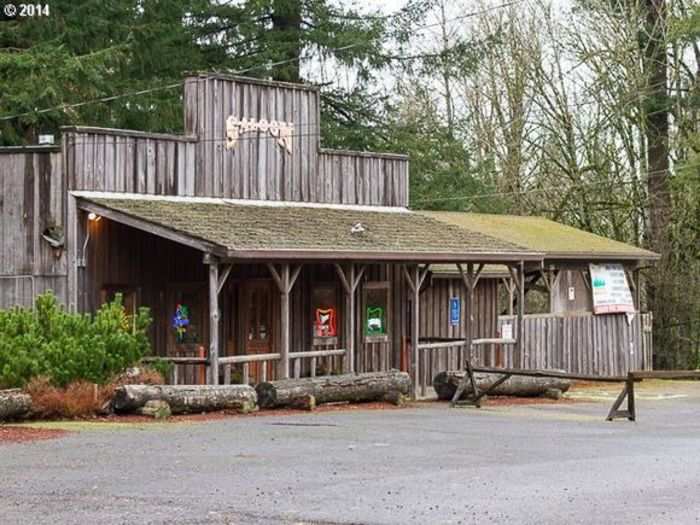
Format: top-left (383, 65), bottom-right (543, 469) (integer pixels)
top-left (1, 382), bottom-right (699, 525)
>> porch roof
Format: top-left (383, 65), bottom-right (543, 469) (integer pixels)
top-left (74, 192), bottom-right (544, 263)
top-left (420, 211), bottom-right (659, 262)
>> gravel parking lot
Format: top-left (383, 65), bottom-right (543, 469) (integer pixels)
top-left (1, 382), bottom-right (699, 525)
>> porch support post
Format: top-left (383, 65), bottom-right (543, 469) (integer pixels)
top-left (457, 263), bottom-right (484, 364)
top-left (403, 264), bottom-right (430, 399)
top-left (207, 257), bottom-right (220, 385)
top-left (268, 263), bottom-right (302, 379)
top-left (501, 277), bottom-right (515, 316)
top-left (334, 263), bottom-right (366, 374)
top-left (517, 260), bottom-right (525, 368)
top-left (541, 266), bottom-right (561, 313)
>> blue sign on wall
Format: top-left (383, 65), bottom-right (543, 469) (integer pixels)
top-left (449, 297), bottom-right (461, 326)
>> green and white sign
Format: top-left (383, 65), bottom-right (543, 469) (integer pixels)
top-left (589, 264), bottom-right (635, 314)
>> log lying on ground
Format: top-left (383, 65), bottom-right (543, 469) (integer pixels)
top-left (256, 371), bottom-right (411, 409)
top-left (433, 370), bottom-right (571, 401)
top-left (0, 389), bottom-right (32, 420)
top-left (112, 384), bottom-right (257, 414)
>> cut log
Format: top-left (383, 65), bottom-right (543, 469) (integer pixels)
top-left (0, 389), bottom-right (32, 420)
top-left (433, 370), bottom-right (571, 401)
top-left (256, 371), bottom-right (411, 409)
top-left (112, 384), bottom-right (257, 414)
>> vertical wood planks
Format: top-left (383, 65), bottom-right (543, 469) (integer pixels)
top-left (496, 312), bottom-right (649, 377)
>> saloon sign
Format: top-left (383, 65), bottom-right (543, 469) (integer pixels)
top-left (226, 116), bottom-right (294, 153)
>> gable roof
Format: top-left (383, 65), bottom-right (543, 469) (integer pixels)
top-left (74, 193), bottom-right (543, 262)
top-left (419, 211), bottom-right (659, 261)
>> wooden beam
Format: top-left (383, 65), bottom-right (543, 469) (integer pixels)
top-left (334, 263), bottom-right (352, 295)
top-left (280, 264), bottom-right (291, 379)
top-left (334, 263), bottom-right (365, 374)
top-left (267, 263), bottom-right (284, 292)
top-left (471, 365), bottom-right (629, 383)
top-left (402, 265), bottom-right (416, 293)
top-left (517, 260), bottom-right (525, 368)
top-left (66, 195), bottom-right (79, 313)
top-left (289, 264), bottom-right (302, 290)
top-left (208, 262), bottom-right (220, 385)
top-left (411, 265), bottom-right (421, 399)
top-left (217, 264), bottom-right (233, 295)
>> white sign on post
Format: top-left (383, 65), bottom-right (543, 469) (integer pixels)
top-left (589, 263), bottom-right (635, 314)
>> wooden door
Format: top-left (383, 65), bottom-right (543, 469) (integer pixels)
top-left (242, 280), bottom-right (275, 383)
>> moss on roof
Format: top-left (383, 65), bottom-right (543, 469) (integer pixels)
top-left (419, 211), bottom-right (658, 260)
top-left (82, 197), bottom-right (542, 259)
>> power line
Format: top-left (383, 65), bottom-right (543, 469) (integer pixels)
top-left (0, 2), bottom-right (525, 123)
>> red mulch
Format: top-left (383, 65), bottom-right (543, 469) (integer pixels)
top-left (0, 425), bottom-right (69, 444)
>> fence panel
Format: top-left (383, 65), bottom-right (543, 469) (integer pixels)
top-left (497, 312), bottom-right (652, 377)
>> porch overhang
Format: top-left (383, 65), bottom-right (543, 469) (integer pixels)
top-left (72, 192), bottom-right (544, 264)
top-left (420, 210), bottom-right (660, 264)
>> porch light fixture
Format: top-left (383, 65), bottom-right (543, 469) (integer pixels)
top-left (88, 212), bottom-right (102, 222)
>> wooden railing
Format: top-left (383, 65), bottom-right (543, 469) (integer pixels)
top-left (219, 353), bottom-right (281, 385)
top-left (469, 337), bottom-right (516, 368)
top-left (141, 356), bottom-right (208, 385)
top-left (416, 339), bottom-right (468, 398)
top-left (289, 349), bottom-right (346, 379)
top-left (217, 349), bottom-right (346, 385)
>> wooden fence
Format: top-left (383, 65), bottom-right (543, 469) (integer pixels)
top-left (495, 312), bottom-right (653, 377)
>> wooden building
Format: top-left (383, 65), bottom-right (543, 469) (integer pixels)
top-left (0, 74), bottom-right (657, 396)
top-left (415, 212), bottom-right (659, 388)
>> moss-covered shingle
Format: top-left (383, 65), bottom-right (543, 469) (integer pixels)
top-left (420, 211), bottom-right (658, 260)
top-left (81, 196), bottom-right (543, 260)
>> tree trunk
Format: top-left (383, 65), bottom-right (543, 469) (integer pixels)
top-left (271, 0), bottom-right (302, 82)
top-left (642, 0), bottom-right (672, 368)
top-left (433, 371), bottom-right (572, 400)
top-left (0, 389), bottom-right (32, 420)
top-left (112, 385), bottom-right (257, 414)
top-left (256, 371), bottom-right (411, 409)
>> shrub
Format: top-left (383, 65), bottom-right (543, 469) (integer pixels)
top-left (26, 377), bottom-right (114, 419)
top-left (0, 292), bottom-right (152, 389)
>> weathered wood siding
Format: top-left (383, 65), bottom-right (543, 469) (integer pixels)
top-left (62, 128), bottom-right (197, 195)
top-left (496, 312), bottom-right (653, 376)
top-left (316, 151), bottom-right (409, 206)
top-left (183, 74), bottom-right (408, 205)
top-left (416, 277), bottom-right (499, 388)
top-left (0, 149), bottom-right (67, 308)
top-left (551, 270), bottom-right (593, 313)
top-left (419, 277), bottom-right (499, 341)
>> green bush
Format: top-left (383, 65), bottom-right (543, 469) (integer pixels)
top-left (0, 292), bottom-right (152, 389)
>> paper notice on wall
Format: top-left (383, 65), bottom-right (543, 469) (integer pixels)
top-left (501, 323), bottom-right (513, 341)
top-left (589, 263), bottom-right (635, 314)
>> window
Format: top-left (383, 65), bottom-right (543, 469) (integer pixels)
top-left (363, 281), bottom-right (391, 343)
top-left (311, 284), bottom-right (339, 345)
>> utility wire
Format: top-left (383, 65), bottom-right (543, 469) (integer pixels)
top-left (0, 1), bottom-right (525, 123)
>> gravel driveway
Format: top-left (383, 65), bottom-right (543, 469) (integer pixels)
top-left (2, 383), bottom-right (699, 525)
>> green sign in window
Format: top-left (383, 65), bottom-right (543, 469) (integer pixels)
top-left (366, 306), bottom-right (386, 336)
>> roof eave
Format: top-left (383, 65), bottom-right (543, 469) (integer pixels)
top-left (223, 249), bottom-right (545, 263)
top-left (545, 252), bottom-right (661, 262)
